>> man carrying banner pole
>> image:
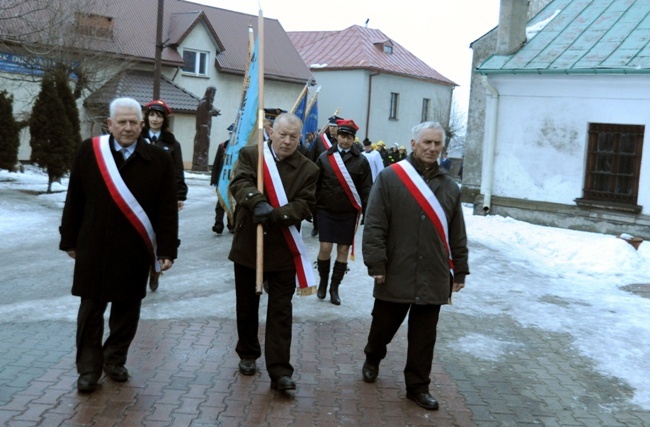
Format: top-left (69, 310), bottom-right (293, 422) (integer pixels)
top-left (228, 112), bottom-right (319, 391)
top-left (59, 97), bottom-right (179, 393)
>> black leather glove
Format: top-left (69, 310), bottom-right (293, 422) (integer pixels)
top-left (253, 201), bottom-right (274, 225)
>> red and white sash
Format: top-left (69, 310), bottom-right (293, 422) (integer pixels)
top-left (92, 135), bottom-right (160, 272)
top-left (320, 133), bottom-right (333, 150)
top-left (262, 144), bottom-right (316, 295)
top-left (326, 149), bottom-right (362, 259)
top-left (391, 160), bottom-right (454, 273)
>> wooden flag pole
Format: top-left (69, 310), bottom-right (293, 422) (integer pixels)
top-left (255, 9), bottom-right (265, 296)
top-left (219, 25), bottom-right (255, 225)
top-left (318, 107), bottom-right (341, 135)
top-left (304, 86), bottom-right (320, 116)
top-left (290, 83), bottom-right (310, 114)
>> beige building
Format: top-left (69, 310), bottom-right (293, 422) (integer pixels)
top-left (0, 0), bottom-right (312, 169)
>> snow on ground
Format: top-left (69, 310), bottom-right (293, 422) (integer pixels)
top-left (1, 165), bottom-right (649, 408)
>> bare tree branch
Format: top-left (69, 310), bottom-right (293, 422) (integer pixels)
top-left (430, 97), bottom-right (466, 152)
top-left (1, 0), bottom-right (136, 129)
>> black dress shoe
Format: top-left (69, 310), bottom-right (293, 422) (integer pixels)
top-left (103, 364), bottom-right (129, 382)
top-left (362, 361), bottom-right (379, 383)
top-left (77, 372), bottom-right (101, 393)
top-left (213, 223), bottom-right (224, 234)
top-left (406, 392), bottom-right (439, 410)
top-left (149, 271), bottom-right (160, 291)
top-left (270, 375), bottom-right (296, 391)
top-left (310, 227), bottom-right (318, 237)
top-left (238, 359), bottom-right (256, 376)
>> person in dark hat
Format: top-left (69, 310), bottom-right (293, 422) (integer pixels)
top-left (263, 108), bottom-right (287, 141)
top-left (309, 115), bottom-right (341, 162)
top-left (210, 123), bottom-right (235, 234)
top-left (142, 99), bottom-right (187, 291)
top-left (361, 137), bottom-right (384, 182)
top-left (314, 118), bottom-right (372, 305)
top-left (142, 100), bottom-right (188, 210)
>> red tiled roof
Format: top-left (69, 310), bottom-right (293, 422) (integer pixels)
top-left (288, 25), bottom-right (456, 86)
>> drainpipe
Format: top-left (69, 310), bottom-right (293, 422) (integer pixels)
top-left (365, 71), bottom-right (380, 139)
top-left (480, 75), bottom-right (499, 214)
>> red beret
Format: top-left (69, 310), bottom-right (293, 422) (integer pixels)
top-left (145, 99), bottom-right (172, 115)
top-left (336, 119), bottom-right (359, 136)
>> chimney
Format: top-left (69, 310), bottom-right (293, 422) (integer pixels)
top-left (496, 0), bottom-right (528, 55)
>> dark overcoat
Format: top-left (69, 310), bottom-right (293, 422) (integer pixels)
top-left (315, 144), bottom-right (373, 215)
top-left (228, 144), bottom-right (319, 271)
top-left (210, 140), bottom-right (229, 186)
top-left (362, 155), bottom-right (469, 305)
top-left (142, 128), bottom-right (188, 201)
top-left (59, 135), bottom-right (179, 301)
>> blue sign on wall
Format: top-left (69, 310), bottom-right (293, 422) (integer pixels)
top-left (0, 52), bottom-right (77, 77)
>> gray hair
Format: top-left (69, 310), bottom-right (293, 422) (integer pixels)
top-left (411, 121), bottom-right (446, 142)
top-left (273, 112), bottom-right (303, 130)
top-left (109, 97), bottom-right (143, 120)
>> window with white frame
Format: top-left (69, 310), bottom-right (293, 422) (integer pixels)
top-left (182, 49), bottom-right (209, 77)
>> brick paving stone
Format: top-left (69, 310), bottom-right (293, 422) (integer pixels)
top-left (0, 306), bottom-right (648, 427)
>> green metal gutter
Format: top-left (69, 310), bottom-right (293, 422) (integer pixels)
top-left (476, 67), bottom-right (650, 76)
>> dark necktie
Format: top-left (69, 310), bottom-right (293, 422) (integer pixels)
top-left (151, 135), bottom-right (157, 142)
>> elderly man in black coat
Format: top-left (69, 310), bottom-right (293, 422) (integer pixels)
top-left (59, 97), bottom-right (179, 393)
top-left (361, 121), bottom-right (469, 411)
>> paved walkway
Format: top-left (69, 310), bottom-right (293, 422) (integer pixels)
top-left (1, 178), bottom-right (649, 426)
top-left (1, 308), bottom-right (649, 426)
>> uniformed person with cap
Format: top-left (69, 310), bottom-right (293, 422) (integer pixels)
top-left (308, 115), bottom-right (342, 237)
top-left (314, 119), bottom-right (372, 305)
top-left (142, 99), bottom-right (188, 291)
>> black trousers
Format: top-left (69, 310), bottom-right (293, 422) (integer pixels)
top-left (76, 298), bottom-right (142, 375)
top-left (234, 263), bottom-right (295, 380)
top-left (214, 192), bottom-right (232, 228)
top-left (364, 299), bottom-right (441, 394)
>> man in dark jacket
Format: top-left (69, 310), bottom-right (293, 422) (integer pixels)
top-left (60, 97), bottom-right (179, 393)
top-left (314, 119), bottom-right (372, 305)
top-left (210, 124), bottom-right (234, 234)
top-left (228, 113), bottom-right (318, 391)
top-left (361, 121), bottom-right (469, 411)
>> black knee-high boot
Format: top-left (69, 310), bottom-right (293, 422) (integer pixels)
top-left (317, 259), bottom-right (330, 299)
top-left (329, 261), bottom-right (347, 305)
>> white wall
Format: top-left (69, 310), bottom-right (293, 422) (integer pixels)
top-left (170, 24), bottom-right (304, 167)
top-left (482, 73), bottom-right (650, 214)
top-left (313, 69), bottom-right (453, 149)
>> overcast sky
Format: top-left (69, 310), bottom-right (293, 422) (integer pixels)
top-left (193, 0), bottom-right (502, 115)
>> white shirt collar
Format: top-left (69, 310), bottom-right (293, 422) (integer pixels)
top-left (113, 139), bottom-right (137, 159)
